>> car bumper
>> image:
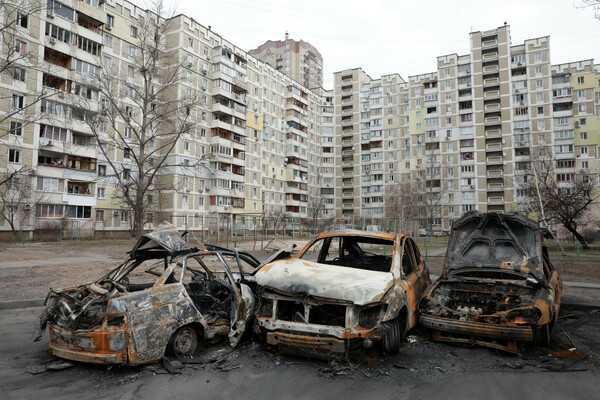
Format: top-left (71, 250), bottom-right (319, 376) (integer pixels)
top-left (266, 331), bottom-right (346, 353)
top-left (420, 314), bottom-right (534, 342)
top-left (48, 325), bottom-right (128, 365)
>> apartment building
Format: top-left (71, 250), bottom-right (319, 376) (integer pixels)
top-left (1, 3), bottom-right (598, 241)
top-left (332, 24), bottom-right (599, 233)
top-left (0, 0), bottom-right (322, 239)
top-left (249, 33), bottom-right (323, 90)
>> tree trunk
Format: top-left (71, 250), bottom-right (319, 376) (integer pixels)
top-left (563, 221), bottom-right (589, 250)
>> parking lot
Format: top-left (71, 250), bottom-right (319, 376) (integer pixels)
top-left (1, 237), bottom-right (599, 399)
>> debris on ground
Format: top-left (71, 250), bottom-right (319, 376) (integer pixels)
top-left (317, 360), bottom-right (359, 379)
top-left (25, 359), bottom-right (75, 374)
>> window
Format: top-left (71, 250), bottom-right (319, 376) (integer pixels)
top-left (120, 211), bottom-right (129, 223)
top-left (577, 76), bottom-right (584, 84)
top-left (13, 67), bottom-right (25, 82)
top-left (103, 34), bottom-right (113, 48)
top-left (536, 79), bottom-right (543, 88)
top-left (581, 146), bottom-right (588, 155)
top-left (130, 26), bottom-right (137, 37)
top-left (124, 148), bottom-right (131, 159)
top-left (184, 141), bottom-right (189, 151)
top-left (15, 39), bottom-right (27, 55)
top-left (128, 45), bottom-right (135, 57)
top-left (537, 106), bottom-right (544, 115)
top-left (124, 126), bottom-right (132, 138)
top-left (581, 132), bottom-right (588, 140)
top-left (123, 168), bottom-right (130, 179)
top-left (103, 56), bottom-right (112, 68)
top-left (535, 66), bottom-right (542, 74)
top-left (578, 104), bottom-right (586, 113)
top-left (98, 165), bottom-right (106, 176)
top-left (16, 12), bottom-right (28, 28)
top-left (36, 204), bottom-right (63, 218)
top-left (10, 121), bottom-right (22, 136)
top-left (8, 149), bottom-right (21, 163)
top-left (580, 118), bottom-right (587, 126)
top-left (127, 65), bottom-right (134, 77)
top-left (535, 52), bottom-right (542, 61)
top-left (188, 37), bottom-right (193, 47)
top-left (40, 125), bottom-right (68, 142)
top-left (97, 187), bottom-right (106, 199)
top-left (96, 209), bottom-right (104, 222)
top-left (106, 14), bottom-right (114, 28)
top-left (11, 94), bottom-right (24, 108)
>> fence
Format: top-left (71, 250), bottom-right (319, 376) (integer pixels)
top-left (166, 214), bottom-right (442, 249)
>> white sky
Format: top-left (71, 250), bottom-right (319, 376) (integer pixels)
top-left (133, 0), bottom-right (600, 89)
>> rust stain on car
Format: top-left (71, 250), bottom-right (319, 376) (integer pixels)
top-left (419, 212), bottom-right (562, 353)
top-left (33, 222), bottom-right (261, 366)
top-left (254, 230), bottom-right (431, 357)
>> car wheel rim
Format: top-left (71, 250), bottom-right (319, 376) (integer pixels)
top-left (174, 328), bottom-right (196, 357)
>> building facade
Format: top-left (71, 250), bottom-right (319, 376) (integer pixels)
top-left (249, 34), bottom-right (323, 90)
top-left (331, 25), bottom-right (599, 233)
top-left (0, 2), bottom-right (598, 240)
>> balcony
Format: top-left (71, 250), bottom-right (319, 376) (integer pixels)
top-left (484, 90), bottom-right (500, 99)
top-left (482, 39), bottom-right (498, 48)
top-left (486, 142), bottom-right (502, 151)
top-left (483, 65), bottom-right (499, 73)
top-left (488, 196), bottom-right (505, 204)
top-left (484, 77), bottom-right (500, 86)
top-left (486, 155), bottom-right (503, 164)
top-left (484, 103), bottom-right (500, 111)
top-left (487, 169), bottom-right (504, 177)
top-left (485, 116), bottom-right (501, 124)
top-left (482, 52), bottom-right (499, 61)
top-left (487, 182), bottom-right (504, 191)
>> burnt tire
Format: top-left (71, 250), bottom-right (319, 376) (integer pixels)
top-left (168, 326), bottom-right (198, 359)
top-left (382, 318), bottom-right (401, 354)
top-left (535, 323), bottom-right (552, 348)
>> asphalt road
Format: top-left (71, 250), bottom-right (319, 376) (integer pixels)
top-left (2, 306), bottom-right (599, 400)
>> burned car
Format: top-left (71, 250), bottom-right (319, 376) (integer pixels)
top-left (33, 222), bottom-right (260, 365)
top-left (419, 212), bottom-right (562, 353)
top-left (254, 231), bottom-right (431, 356)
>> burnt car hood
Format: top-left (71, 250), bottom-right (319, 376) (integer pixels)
top-left (443, 211), bottom-right (545, 282)
top-left (255, 258), bottom-right (394, 306)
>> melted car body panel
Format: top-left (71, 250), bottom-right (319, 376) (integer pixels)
top-left (419, 212), bottom-right (562, 352)
top-left (254, 231), bottom-right (431, 355)
top-left (34, 222), bottom-right (259, 366)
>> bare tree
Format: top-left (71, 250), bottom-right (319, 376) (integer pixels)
top-left (307, 193), bottom-right (333, 233)
top-left (0, 171), bottom-right (38, 243)
top-left (267, 208), bottom-right (288, 237)
top-left (384, 179), bottom-right (418, 233)
top-left (80, 0), bottom-right (199, 237)
top-left (519, 147), bottom-right (600, 249)
top-left (415, 161), bottom-right (449, 235)
top-left (577, 0), bottom-right (600, 19)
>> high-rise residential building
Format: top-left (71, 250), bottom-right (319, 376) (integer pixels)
top-left (0, 0), bottom-right (321, 240)
top-left (0, 3), bottom-right (598, 242)
top-left (332, 25), bottom-right (599, 233)
top-left (249, 33), bottom-right (323, 89)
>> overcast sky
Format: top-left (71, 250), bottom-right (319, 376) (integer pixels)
top-left (133, 0), bottom-right (599, 89)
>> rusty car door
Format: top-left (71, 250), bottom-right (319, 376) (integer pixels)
top-left (400, 237), bottom-right (430, 329)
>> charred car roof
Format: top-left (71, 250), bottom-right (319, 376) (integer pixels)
top-left (129, 221), bottom-right (196, 260)
top-left (444, 211), bottom-right (546, 281)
